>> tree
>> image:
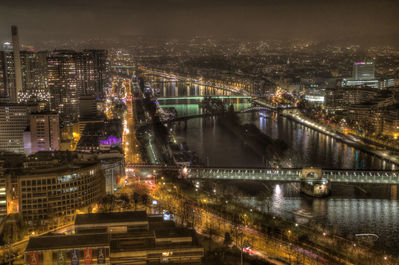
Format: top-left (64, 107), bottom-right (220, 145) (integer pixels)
top-left (132, 182), bottom-right (150, 195)
top-left (119, 193), bottom-right (130, 208)
top-left (99, 194), bottom-right (117, 212)
top-left (142, 194), bottom-right (149, 206)
top-left (132, 192), bottom-right (139, 206)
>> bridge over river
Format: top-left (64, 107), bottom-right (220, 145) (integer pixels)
top-left (126, 164), bottom-right (399, 185)
top-left (160, 106), bottom-right (271, 124)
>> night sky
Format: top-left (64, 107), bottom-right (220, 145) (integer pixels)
top-left (1, 0), bottom-right (398, 42)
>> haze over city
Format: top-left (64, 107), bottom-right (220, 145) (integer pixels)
top-left (1, 0), bottom-right (399, 43)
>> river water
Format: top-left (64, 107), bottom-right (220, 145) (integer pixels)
top-left (151, 77), bottom-right (399, 255)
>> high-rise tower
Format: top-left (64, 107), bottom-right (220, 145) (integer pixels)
top-left (352, 62), bottom-right (375, 80)
top-left (11, 25), bottom-right (23, 103)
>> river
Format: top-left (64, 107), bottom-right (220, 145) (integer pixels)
top-left (149, 76), bottom-right (399, 255)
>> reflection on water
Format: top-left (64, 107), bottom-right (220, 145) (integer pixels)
top-left (171, 111), bottom-right (393, 169)
top-left (151, 77), bottom-right (234, 98)
top-left (253, 112), bottom-right (395, 170)
top-left (153, 79), bottom-right (394, 169)
top-left (242, 184), bottom-right (399, 254)
top-left (151, 79), bottom-right (399, 255)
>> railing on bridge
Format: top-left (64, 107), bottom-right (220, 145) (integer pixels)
top-left (323, 170), bottom-right (399, 184)
top-left (125, 164), bottom-right (182, 170)
top-left (125, 164), bottom-right (399, 184)
top-left (187, 168), bottom-right (302, 181)
top-left (156, 96), bottom-right (251, 101)
top-left (240, 106), bottom-right (271, 113)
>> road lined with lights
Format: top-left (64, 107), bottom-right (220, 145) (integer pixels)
top-left (153, 189), bottom-right (343, 265)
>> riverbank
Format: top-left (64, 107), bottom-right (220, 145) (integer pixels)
top-left (151, 174), bottom-right (399, 265)
top-left (281, 109), bottom-right (399, 167)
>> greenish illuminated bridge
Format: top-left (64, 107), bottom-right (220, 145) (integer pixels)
top-left (156, 96), bottom-right (252, 101)
top-left (126, 164), bottom-right (399, 185)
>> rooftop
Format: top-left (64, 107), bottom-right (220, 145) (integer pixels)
top-left (75, 211), bottom-right (148, 226)
top-left (25, 233), bottom-right (109, 252)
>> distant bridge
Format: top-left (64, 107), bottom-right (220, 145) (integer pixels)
top-left (161, 113), bottom-right (220, 124)
top-left (157, 96), bottom-right (251, 101)
top-left (125, 164), bottom-right (399, 185)
top-left (159, 106), bottom-right (269, 124)
top-left (239, 106), bottom-right (273, 112)
top-left (143, 70), bottom-right (246, 93)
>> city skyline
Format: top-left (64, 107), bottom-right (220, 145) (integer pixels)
top-left (0, 3), bottom-right (398, 264)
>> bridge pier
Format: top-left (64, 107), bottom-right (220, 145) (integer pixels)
top-left (391, 185), bottom-right (397, 200)
top-left (300, 168), bottom-right (331, 197)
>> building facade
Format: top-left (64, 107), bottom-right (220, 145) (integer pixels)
top-left (11, 25), bottom-right (23, 103)
top-left (47, 50), bottom-right (108, 124)
top-left (30, 112), bottom-right (60, 153)
top-left (15, 162), bottom-right (104, 225)
top-left (47, 50), bottom-right (80, 124)
top-left (0, 104), bottom-right (36, 154)
top-left (352, 62), bottom-right (375, 80)
top-left (25, 211), bottom-right (204, 265)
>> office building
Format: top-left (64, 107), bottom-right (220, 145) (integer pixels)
top-left (47, 50), bottom-right (79, 124)
top-left (18, 162), bottom-right (104, 224)
top-left (341, 78), bottom-right (395, 90)
top-left (79, 95), bottom-right (98, 120)
top-left (18, 51), bottom-right (49, 104)
top-left (0, 151), bottom-right (106, 224)
top-left (47, 50), bottom-right (108, 124)
top-left (101, 157), bottom-right (125, 194)
top-left (0, 50), bottom-right (15, 100)
top-left (76, 120), bottom-right (122, 153)
top-left (325, 87), bottom-right (380, 109)
top-left (25, 211), bottom-right (204, 265)
top-left (352, 62), bottom-right (375, 80)
top-left (0, 51), bottom-right (8, 99)
top-left (77, 151), bottom-right (125, 195)
top-left (30, 112), bottom-right (60, 153)
top-left (341, 61), bottom-right (395, 90)
top-left (79, 50), bottom-right (108, 100)
top-left (0, 103), bottom-right (37, 154)
top-left (23, 130), bottom-right (32, 155)
top-left (0, 151), bottom-right (127, 222)
top-left (11, 26), bottom-right (23, 103)
top-left (0, 48), bottom-right (48, 104)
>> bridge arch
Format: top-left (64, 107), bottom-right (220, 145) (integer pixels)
top-left (301, 168), bottom-right (322, 180)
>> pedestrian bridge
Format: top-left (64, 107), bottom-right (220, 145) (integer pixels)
top-left (157, 95), bottom-right (252, 101)
top-left (126, 164), bottom-right (399, 185)
top-left (186, 167), bottom-right (399, 184)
